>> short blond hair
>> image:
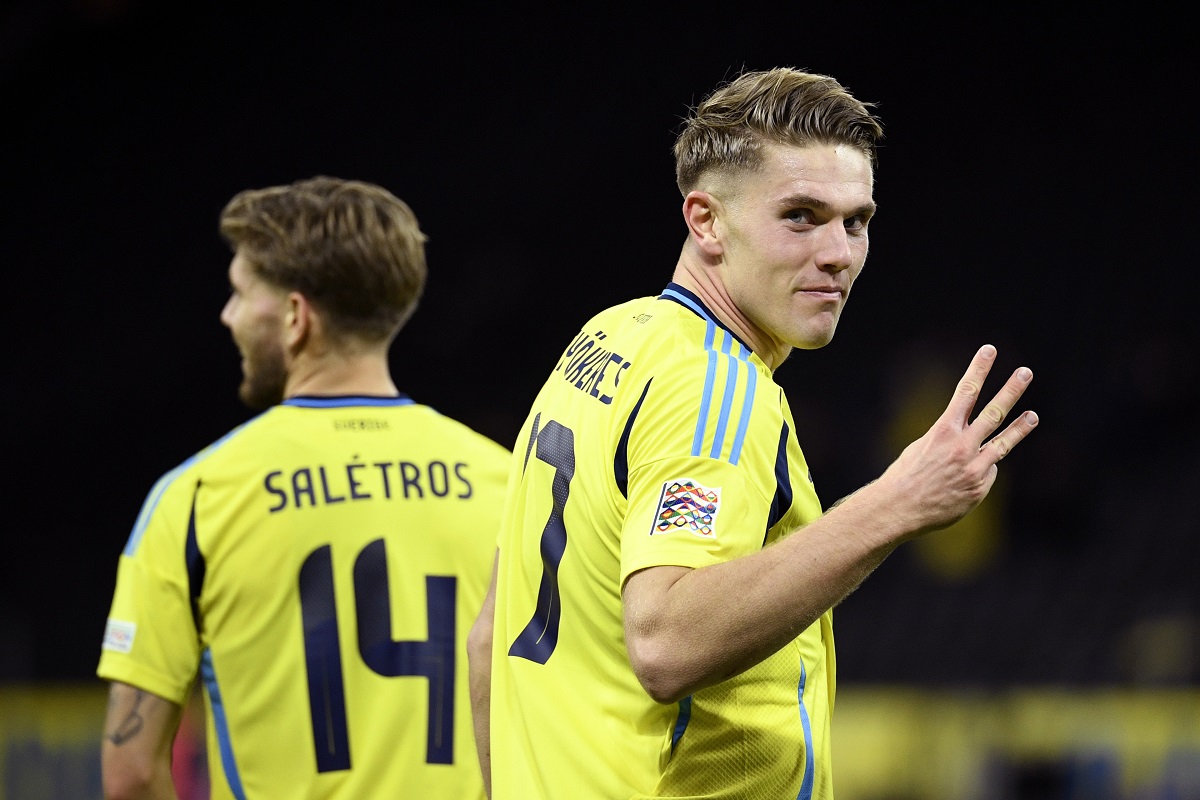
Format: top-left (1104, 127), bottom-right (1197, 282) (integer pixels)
top-left (219, 176), bottom-right (428, 342)
top-left (674, 68), bottom-right (884, 194)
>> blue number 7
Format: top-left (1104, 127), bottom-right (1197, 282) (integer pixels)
top-left (509, 417), bottom-right (575, 664)
top-left (299, 539), bottom-right (457, 772)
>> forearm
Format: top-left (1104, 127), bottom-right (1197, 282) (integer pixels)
top-left (101, 683), bottom-right (182, 800)
top-left (625, 481), bottom-right (904, 702)
top-left (468, 644), bottom-right (492, 797)
top-left (103, 764), bottom-right (179, 800)
top-left (467, 554), bottom-right (498, 797)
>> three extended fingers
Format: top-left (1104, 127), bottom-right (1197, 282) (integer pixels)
top-left (951, 344), bottom-right (1039, 462)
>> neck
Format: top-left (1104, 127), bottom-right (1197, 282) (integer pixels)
top-left (671, 249), bottom-right (790, 370)
top-left (283, 350), bottom-right (398, 399)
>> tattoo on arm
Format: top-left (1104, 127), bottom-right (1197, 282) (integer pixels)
top-left (106, 689), bottom-right (147, 745)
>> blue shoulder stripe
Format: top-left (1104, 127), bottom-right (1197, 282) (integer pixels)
top-left (691, 332), bottom-right (758, 464)
top-left (728, 344), bottom-right (758, 465)
top-left (691, 320), bottom-right (719, 456)
top-left (661, 284), bottom-right (758, 463)
top-left (123, 418), bottom-right (262, 557)
top-left (709, 333), bottom-right (739, 459)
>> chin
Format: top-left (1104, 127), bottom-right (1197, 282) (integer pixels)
top-left (791, 326), bottom-right (838, 350)
top-left (236, 351), bottom-right (288, 410)
top-left (238, 378), bottom-right (284, 410)
top-left (785, 310), bottom-right (841, 348)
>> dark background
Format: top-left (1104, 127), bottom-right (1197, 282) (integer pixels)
top-left (3, 2), bottom-right (1196, 686)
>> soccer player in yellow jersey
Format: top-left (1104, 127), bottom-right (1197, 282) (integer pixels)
top-left (98, 177), bottom-right (512, 799)
top-left (469, 68), bottom-right (1040, 799)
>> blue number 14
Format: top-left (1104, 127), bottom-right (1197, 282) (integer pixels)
top-left (298, 538), bottom-right (456, 772)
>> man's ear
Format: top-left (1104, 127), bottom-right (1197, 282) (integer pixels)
top-left (682, 191), bottom-right (724, 257)
top-left (283, 292), bottom-right (312, 352)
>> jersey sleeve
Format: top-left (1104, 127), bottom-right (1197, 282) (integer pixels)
top-left (96, 468), bottom-right (203, 705)
top-left (619, 349), bottom-right (778, 584)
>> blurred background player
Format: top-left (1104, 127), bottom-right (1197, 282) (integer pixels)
top-left (98, 176), bottom-right (512, 799)
top-left (469, 68), bottom-right (1039, 798)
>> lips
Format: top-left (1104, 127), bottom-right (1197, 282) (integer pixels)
top-left (798, 287), bottom-right (843, 300)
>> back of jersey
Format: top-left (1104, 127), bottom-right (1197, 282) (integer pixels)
top-left (99, 396), bottom-right (512, 799)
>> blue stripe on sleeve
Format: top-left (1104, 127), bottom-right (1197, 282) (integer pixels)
top-left (201, 649), bottom-right (248, 800)
top-left (709, 333), bottom-right (738, 459)
top-left (728, 345), bottom-right (757, 465)
top-left (796, 659), bottom-right (815, 800)
top-left (691, 320), bottom-right (718, 457)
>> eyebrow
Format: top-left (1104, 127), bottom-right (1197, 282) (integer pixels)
top-left (779, 194), bottom-right (877, 218)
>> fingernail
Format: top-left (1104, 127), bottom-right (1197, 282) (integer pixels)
top-left (1026, 412), bottom-right (1038, 425)
top-left (981, 344), bottom-right (996, 357)
top-left (1017, 367), bottom-right (1031, 382)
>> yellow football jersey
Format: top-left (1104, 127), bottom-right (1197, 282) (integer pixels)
top-left (98, 396), bottom-right (512, 799)
top-left (491, 284), bottom-right (835, 799)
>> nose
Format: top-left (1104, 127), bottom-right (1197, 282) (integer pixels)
top-left (220, 295), bottom-right (235, 328)
top-left (817, 221), bottom-right (854, 274)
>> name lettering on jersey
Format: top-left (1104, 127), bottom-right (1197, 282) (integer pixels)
top-left (263, 458), bottom-right (474, 513)
top-left (651, 479), bottom-right (721, 539)
top-left (333, 418), bottom-right (391, 431)
top-left (553, 329), bottom-right (631, 405)
top-left (102, 619), bottom-right (137, 653)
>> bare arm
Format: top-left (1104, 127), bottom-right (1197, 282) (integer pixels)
top-left (625, 345), bottom-right (1038, 702)
top-left (101, 682), bottom-right (182, 800)
top-left (467, 550), bottom-right (499, 798)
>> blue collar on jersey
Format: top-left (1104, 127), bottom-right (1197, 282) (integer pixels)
top-left (282, 394), bottom-right (415, 408)
top-left (658, 282), bottom-right (752, 352)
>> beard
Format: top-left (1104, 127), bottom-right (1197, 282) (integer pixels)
top-left (237, 343), bottom-right (288, 410)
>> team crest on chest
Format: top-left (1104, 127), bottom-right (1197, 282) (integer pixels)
top-left (652, 479), bottom-right (721, 538)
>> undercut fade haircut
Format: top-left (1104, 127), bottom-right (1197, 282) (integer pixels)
top-left (219, 176), bottom-right (428, 343)
top-left (674, 67), bottom-right (884, 195)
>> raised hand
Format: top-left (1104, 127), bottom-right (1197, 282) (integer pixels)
top-left (878, 344), bottom-right (1039, 540)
